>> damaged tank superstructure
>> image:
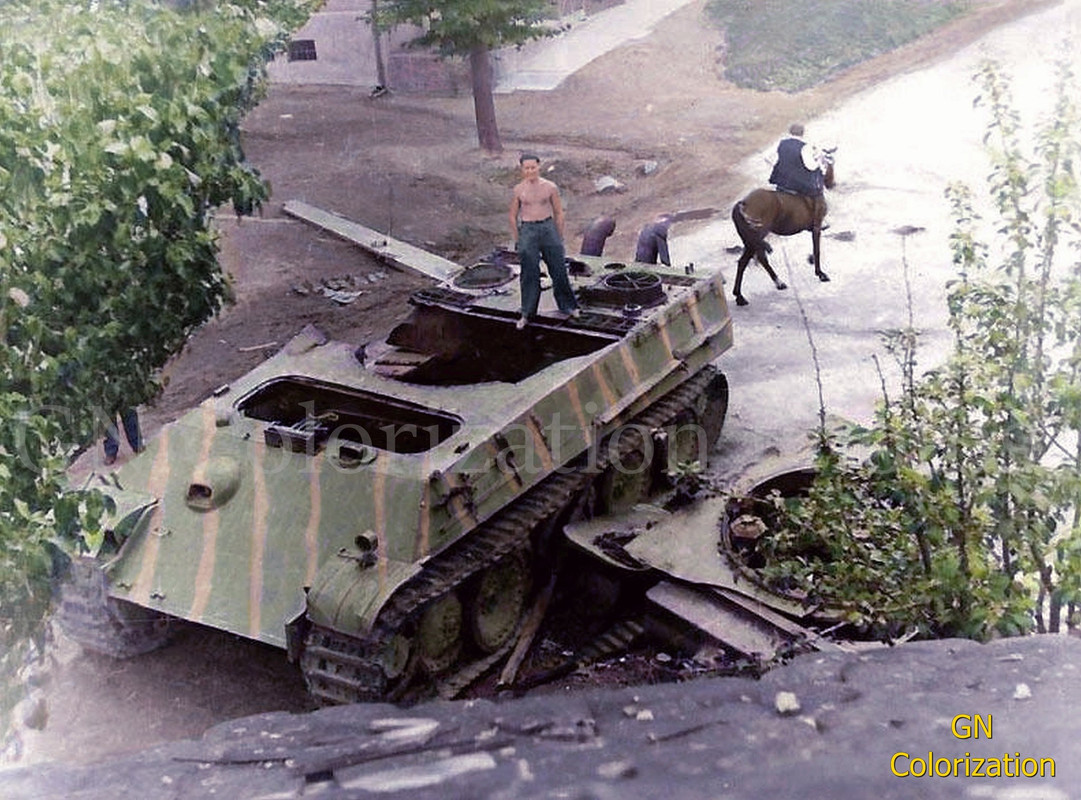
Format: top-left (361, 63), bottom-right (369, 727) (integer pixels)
top-left (59, 205), bottom-right (733, 704)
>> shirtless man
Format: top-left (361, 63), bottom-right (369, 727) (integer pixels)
top-left (508, 153), bottom-right (580, 329)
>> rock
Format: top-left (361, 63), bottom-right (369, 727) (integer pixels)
top-left (637, 160), bottom-right (660, 176)
top-left (774, 691), bottom-right (801, 715)
top-left (594, 176), bottom-right (626, 194)
top-left (597, 760), bottom-right (638, 780)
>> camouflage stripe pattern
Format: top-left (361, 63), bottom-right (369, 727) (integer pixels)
top-left (102, 258), bottom-right (732, 648)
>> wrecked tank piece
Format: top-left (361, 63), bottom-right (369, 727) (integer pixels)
top-left (59, 203), bottom-right (733, 704)
top-left (564, 454), bottom-right (849, 666)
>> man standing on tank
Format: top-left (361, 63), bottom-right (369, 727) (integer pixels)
top-left (509, 153), bottom-right (580, 330)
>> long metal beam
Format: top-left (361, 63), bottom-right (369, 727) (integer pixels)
top-left (282, 200), bottom-right (462, 283)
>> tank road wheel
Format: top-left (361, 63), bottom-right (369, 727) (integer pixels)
top-left (416, 592), bottom-right (463, 674)
top-left (468, 550), bottom-right (531, 653)
top-left (668, 368), bottom-right (730, 469)
top-left (380, 630), bottom-right (415, 684)
top-left (701, 371), bottom-right (730, 459)
top-left (669, 408), bottom-right (705, 467)
top-left (597, 426), bottom-right (652, 514)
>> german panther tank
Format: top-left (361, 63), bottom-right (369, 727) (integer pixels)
top-left (59, 209), bottom-right (733, 704)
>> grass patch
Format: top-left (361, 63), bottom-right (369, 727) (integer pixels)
top-left (708, 0), bottom-right (969, 92)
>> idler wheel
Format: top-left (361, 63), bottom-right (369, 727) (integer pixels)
top-left (468, 550), bottom-right (530, 653)
top-left (416, 593), bottom-right (463, 674)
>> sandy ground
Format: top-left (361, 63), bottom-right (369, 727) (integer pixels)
top-left (12, 0), bottom-right (1068, 768)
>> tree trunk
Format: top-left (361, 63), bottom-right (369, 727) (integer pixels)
top-left (371, 0), bottom-right (388, 89)
top-left (470, 47), bottom-right (502, 153)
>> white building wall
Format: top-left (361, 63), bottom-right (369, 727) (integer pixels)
top-left (267, 0), bottom-right (413, 87)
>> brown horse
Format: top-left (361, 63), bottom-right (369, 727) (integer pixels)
top-left (730, 155), bottom-right (835, 306)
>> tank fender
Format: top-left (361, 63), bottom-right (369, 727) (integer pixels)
top-left (94, 493), bottom-right (158, 558)
top-left (305, 545), bottom-right (422, 638)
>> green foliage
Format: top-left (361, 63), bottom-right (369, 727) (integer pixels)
top-left (707, 0), bottom-right (967, 92)
top-left (760, 58), bottom-right (1081, 641)
top-left (374, 0), bottom-right (555, 55)
top-left (0, 0), bottom-right (317, 753)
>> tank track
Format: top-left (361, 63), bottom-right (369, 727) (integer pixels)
top-left (301, 365), bottom-right (721, 704)
top-left (56, 558), bottom-right (175, 658)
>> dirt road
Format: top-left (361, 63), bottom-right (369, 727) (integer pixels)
top-left (17, 0), bottom-right (1061, 767)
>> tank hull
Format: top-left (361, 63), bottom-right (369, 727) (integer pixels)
top-left (63, 246), bottom-right (733, 702)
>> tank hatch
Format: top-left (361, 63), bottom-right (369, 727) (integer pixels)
top-left (237, 376), bottom-right (461, 454)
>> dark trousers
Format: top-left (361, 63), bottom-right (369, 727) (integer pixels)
top-left (104, 408), bottom-right (142, 459)
top-left (517, 219), bottom-right (578, 317)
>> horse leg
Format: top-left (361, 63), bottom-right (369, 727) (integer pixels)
top-left (733, 247), bottom-right (753, 306)
top-left (811, 225), bottom-right (829, 282)
top-left (756, 249), bottom-right (786, 292)
top-left (731, 203), bottom-right (755, 306)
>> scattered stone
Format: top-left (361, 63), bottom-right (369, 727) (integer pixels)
top-left (516, 758), bottom-right (534, 781)
top-left (637, 160), bottom-right (660, 176)
top-left (1013, 682), bottom-right (1032, 700)
top-left (594, 176), bottom-right (626, 194)
top-left (655, 652), bottom-right (672, 663)
top-left (597, 759), bottom-right (638, 780)
top-left (320, 287), bottom-right (364, 304)
top-left (775, 691), bottom-right (801, 715)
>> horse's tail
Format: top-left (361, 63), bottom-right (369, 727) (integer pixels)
top-left (731, 201), bottom-right (772, 255)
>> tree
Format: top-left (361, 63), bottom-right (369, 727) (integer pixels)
top-left (374, 0), bottom-right (555, 152)
top-left (0, 0), bottom-right (318, 752)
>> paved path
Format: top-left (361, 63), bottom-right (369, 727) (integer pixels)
top-left (675, 0), bottom-right (1081, 484)
top-left (494, 0), bottom-right (697, 92)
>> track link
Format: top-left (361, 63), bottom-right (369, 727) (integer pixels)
top-left (302, 366), bottom-right (721, 704)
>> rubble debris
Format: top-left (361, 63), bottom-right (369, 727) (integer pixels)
top-left (774, 691), bottom-right (801, 715)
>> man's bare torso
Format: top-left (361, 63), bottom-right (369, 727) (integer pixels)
top-left (513, 177), bottom-right (558, 222)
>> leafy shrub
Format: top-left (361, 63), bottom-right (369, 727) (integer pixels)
top-left (0, 0), bottom-right (318, 755)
